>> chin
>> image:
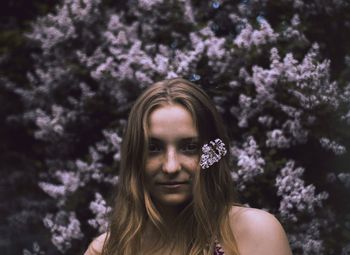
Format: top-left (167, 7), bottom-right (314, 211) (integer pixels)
top-left (153, 194), bottom-right (192, 207)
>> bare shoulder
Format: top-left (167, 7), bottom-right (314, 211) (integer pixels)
top-left (228, 206), bottom-right (293, 255)
top-left (84, 233), bottom-right (108, 255)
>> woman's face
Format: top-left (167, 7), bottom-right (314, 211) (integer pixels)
top-left (144, 104), bottom-right (200, 209)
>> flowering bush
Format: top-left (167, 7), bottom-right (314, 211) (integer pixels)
top-left (2, 0), bottom-right (350, 254)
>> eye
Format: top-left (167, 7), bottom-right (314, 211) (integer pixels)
top-left (148, 142), bottom-right (162, 153)
top-left (181, 143), bottom-right (199, 153)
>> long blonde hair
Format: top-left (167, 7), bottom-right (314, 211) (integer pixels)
top-left (102, 78), bottom-right (240, 255)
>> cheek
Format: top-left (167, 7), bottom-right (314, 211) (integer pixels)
top-left (145, 158), bottom-right (160, 176)
top-left (144, 160), bottom-right (158, 190)
top-left (183, 156), bottom-right (200, 172)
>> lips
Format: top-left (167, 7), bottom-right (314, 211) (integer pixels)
top-left (157, 181), bottom-right (189, 185)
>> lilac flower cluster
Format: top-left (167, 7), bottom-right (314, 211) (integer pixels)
top-left (319, 137), bottom-right (347, 156)
top-left (74, 147), bottom-right (118, 185)
top-left (39, 170), bottom-right (80, 206)
top-left (189, 25), bottom-right (229, 74)
top-left (288, 218), bottom-right (329, 254)
top-left (27, 0), bottom-right (101, 53)
top-left (275, 161), bottom-right (329, 222)
top-left (281, 14), bottom-right (305, 40)
top-left (138, 0), bottom-right (164, 10)
top-left (231, 136), bottom-right (265, 191)
top-left (230, 44), bottom-right (344, 159)
top-left (100, 130), bottom-right (123, 162)
top-left (266, 129), bottom-right (291, 148)
top-left (88, 193), bottom-right (111, 233)
top-left (43, 211), bottom-right (83, 253)
top-left (253, 45), bottom-right (338, 109)
top-left (34, 106), bottom-right (71, 141)
top-left (168, 25), bottom-right (233, 80)
top-left (234, 19), bottom-right (278, 49)
top-left (37, 129), bottom-right (120, 249)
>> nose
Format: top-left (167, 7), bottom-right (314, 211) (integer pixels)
top-left (162, 147), bottom-right (181, 174)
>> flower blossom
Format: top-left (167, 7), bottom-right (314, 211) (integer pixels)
top-left (88, 193), bottom-right (111, 233)
top-left (319, 137), bottom-right (347, 155)
top-left (275, 161), bottom-right (329, 222)
top-left (43, 211), bottom-right (83, 253)
top-left (231, 136), bottom-right (265, 190)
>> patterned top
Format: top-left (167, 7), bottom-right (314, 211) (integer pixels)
top-left (214, 240), bottom-right (225, 255)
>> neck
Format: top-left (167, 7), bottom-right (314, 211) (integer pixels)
top-left (158, 204), bottom-right (184, 226)
top-left (142, 202), bottom-right (193, 252)
top-left (152, 200), bottom-right (192, 228)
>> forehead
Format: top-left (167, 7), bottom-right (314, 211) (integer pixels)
top-left (147, 104), bottom-right (198, 141)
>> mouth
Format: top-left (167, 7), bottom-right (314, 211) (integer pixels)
top-left (157, 182), bottom-right (189, 189)
top-left (157, 181), bottom-right (189, 185)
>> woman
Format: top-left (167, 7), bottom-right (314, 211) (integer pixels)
top-left (84, 78), bottom-right (292, 255)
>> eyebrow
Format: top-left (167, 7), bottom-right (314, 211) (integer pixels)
top-left (148, 136), bottom-right (199, 143)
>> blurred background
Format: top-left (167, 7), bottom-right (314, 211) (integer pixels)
top-left (1, 0), bottom-right (350, 254)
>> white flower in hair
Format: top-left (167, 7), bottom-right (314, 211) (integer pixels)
top-left (200, 138), bottom-right (227, 169)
